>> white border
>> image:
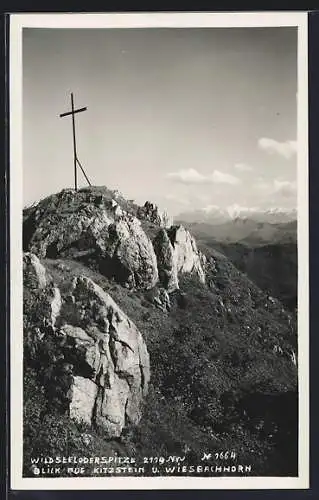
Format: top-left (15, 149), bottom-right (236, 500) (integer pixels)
top-left (10, 12), bottom-right (309, 490)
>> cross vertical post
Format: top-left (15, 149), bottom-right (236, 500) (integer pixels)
top-left (59, 93), bottom-right (91, 191)
top-left (71, 93), bottom-right (77, 191)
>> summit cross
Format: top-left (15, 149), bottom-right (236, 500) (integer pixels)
top-left (59, 92), bottom-right (91, 191)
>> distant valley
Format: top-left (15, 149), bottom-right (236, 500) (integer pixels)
top-left (178, 217), bottom-right (297, 312)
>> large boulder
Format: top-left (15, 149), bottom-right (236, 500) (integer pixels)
top-left (23, 189), bottom-right (158, 290)
top-left (23, 254), bottom-right (150, 438)
top-left (67, 276), bottom-right (150, 437)
top-left (153, 225), bottom-right (206, 291)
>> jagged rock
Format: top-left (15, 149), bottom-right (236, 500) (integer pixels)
top-left (103, 218), bottom-right (158, 289)
top-left (137, 201), bottom-right (173, 228)
top-left (153, 225), bottom-right (206, 291)
top-left (23, 252), bottom-right (48, 289)
top-left (23, 253), bottom-right (62, 331)
top-left (23, 189), bottom-right (158, 290)
top-left (157, 288), bottom-right (171, 311)
top-left (146, 287), bottom-right (171, 311)
top-left (153, 229), bottom-right (178, 291)
top-left (169, 226), bottom-right (205, 281)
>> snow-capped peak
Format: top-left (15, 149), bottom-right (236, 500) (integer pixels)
top-left (177, 204), bottom-right (297, 224)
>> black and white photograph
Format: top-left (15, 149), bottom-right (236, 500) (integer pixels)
top-left (10, 12), bottom-right (309, 490)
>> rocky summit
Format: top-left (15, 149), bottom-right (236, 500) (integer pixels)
top-left (23, 186), bottom-right (298, 478)
top-left (23, 186), bottom-right (204, 291)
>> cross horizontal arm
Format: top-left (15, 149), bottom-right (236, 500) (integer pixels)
top-left (59, 106), bottom-right (87, 118)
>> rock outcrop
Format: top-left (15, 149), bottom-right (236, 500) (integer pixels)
top-left (24, 188), bottom-right (158, 290)
top-left (23, 252), bottom-right (48, 289)
top-left (153, 225), bottom-right (206, 291)
top-left (23, 252), bottom-right (62, 331)
top-left (23, 253), bottom-right (150, 438)
top-left (146, 286), bottom-right (171, 312)
top-left (67, 276), bottom-right (150, 436)
top-left (137, 201), bottom-right (173, 228)
top-left (23, 188), bottom-right (208, 292)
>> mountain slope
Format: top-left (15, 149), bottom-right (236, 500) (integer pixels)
top-left (180, 220), bottom-right (297, 312)
top-left (212, 242), bottom-right (297, 312)
top-left (22, 187), bottom-right (298, 477)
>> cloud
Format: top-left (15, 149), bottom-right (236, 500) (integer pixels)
top-left (234, 163), bottom-right (253, 172)
top-left (163, 193), bottom-right (190, 206)
top-left (255, 177), bottom-right (296, 199)
top-left (274, 179), bottom-right (297, 197)
top-left (166, 168), bottom-right (206, 184)
top-left (201, 204), bottom-right (221, 214)
top-left (166, 168), bottom-right (241, 185)
top-left (258, 138), bottom-right (297, 159)
top-left (212, 170), bottom-right (241, 185)
top-left (255, 178), bottom-right (271, 192)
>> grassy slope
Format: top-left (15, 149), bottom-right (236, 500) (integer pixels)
top-left (216, 242), bottom-right (297, 313)
top-left (198, 239), bottom-right (297, 313)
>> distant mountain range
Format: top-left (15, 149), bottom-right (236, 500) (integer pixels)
top-left (177, 206), bottom-right (297, 225)
top-left (177, 219), bottom-right (297, 247)
top-left (177, 212), bottom-right (297, 312)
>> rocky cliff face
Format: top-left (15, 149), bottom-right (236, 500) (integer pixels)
top-left (23, 252), bottom-right (150, 438)
top-left (23, 187), bottom-right (205, 292)
top-left (153, 226), bottom-right (206, 291)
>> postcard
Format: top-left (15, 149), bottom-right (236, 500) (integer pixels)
top-left (9, 11), bottom-right (309, 490)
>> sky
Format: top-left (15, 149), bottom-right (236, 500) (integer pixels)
top-left (23, 27), bottom-right (298, 216)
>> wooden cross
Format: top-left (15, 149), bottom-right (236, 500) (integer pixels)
top-left (59, 92), bottom-right (91, 191)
